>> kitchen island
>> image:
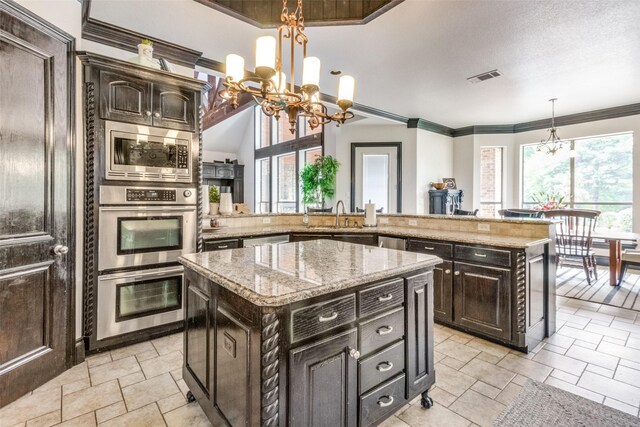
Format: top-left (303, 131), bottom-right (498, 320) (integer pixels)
top-left (179, 240), bottom-right (442, 427)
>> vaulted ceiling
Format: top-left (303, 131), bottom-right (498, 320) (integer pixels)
top-left (90, 0), bottom-right (640, 128)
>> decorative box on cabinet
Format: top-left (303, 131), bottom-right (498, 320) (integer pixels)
top-left (428, 189), bottom-right (463, 215)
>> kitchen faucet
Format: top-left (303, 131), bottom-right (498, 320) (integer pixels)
top-left (335, 200), bottom-right (346, 228)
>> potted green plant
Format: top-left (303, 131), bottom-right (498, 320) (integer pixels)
top-left (300, 155), bottom-right (340, 212)
top-left (209, 185), bottom-right (220, 215)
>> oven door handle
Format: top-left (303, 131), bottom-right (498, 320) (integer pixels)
top-left (98, 266), bottom-right (184, 282)
top-left (99, 206), bottom-right (196, 212)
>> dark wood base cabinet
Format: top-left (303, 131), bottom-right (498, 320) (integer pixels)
top-left (407, 238), bottom-right (555, 352)
top-left (182, 268), bottom-right (436, 427)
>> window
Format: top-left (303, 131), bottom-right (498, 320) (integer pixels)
top-left (479, 147), bottom-right (504, 217)
top-left (521, 133), bottom-right (633, 231)
top-left (253, 106), bottom-right (323, 213)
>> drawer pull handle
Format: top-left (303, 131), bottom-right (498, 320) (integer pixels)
top-left (376, 361), bottom-right (393, 372)
top-left (444, 269), bottom-right (451, 274)
top-left (378, 294), bottom-right (393, 302)
top-left (454, 271), bottom-right (460, 276)
top-left (424, 246), bottom-right (435, 250)
top-left (218, 245), bottom-right (228, 249)
top-left (348, 347), bottom-right (360, 360)
top-left (377, 326), bottom-right (393, 335)
top-left (318, 312), bottom-right (338, 322)
top-left (474, 252), bottom-right (487, 258)
top-left (377, 395), bottom-right (394, 407)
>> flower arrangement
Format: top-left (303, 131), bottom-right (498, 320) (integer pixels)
top-left (530, 191), bottom-right (567, 210)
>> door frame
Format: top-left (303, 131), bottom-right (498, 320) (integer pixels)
top-left (350, 142), bottom-right (402, 213)
top-left (1, 0), bottom-right (77, 367)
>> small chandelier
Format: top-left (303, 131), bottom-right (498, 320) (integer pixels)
top-left (537, 98), bottom-right (563, 155)
top-left (220, 0), bottom-right (355, 134)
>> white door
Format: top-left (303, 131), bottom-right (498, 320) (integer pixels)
top-left (353, 145), bottom-right (399, 213)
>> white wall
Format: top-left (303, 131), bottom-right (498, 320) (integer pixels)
top-left (453, 114), bottom-right (640, 231)
top-left (416, 129), bottom-right (453, 214)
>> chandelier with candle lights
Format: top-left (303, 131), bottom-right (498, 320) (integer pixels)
top-left (219, 0), bottom-right (355, 134)
top-left (537, 98), bottom-right (564, 155)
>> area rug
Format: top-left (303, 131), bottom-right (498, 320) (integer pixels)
top-left (492, 380), bottom-right (640, 427)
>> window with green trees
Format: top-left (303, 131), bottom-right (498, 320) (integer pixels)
top-left (522, 133), bottom-right (633, 231)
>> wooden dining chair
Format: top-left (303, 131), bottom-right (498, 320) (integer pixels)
top-left (500, 209), bottom-right (544, 218)
top-left (618, 250), bottom-right (640, 286)
top-left (453, 208), bottom-right (478, 216)
top-left (543, 209), bottom-right (601, 285)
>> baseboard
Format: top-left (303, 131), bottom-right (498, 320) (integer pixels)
top-left (74, 338), bottom-right (86, 365)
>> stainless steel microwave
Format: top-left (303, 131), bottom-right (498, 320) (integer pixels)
top-left (105, 121), bottom-right (193, 182)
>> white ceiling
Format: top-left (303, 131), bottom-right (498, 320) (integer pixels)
top-left (91, 0), bottom-right (640, 128)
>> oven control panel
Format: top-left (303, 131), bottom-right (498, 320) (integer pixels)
top-left (126, 189), bottom-right (176, 202)
top-left (177, 145), bottom-right (189, 169)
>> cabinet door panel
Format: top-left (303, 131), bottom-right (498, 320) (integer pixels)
top-left (433, 260), bottom-right (453, 322)
top-left (290, 329), bottom-right (358, 427)
top-left (153, 85), bottom-right (195, 131)
top-left (185, 283), bottom-right (212, 397)
top-left (405, 272), bottom-right (435, 398)
top-left (453, 262), bottom-right (511, 340)
top-left (99, 71), bottom-right (152, 124)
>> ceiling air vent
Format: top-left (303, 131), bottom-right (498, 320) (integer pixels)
top-left (467, 69), bottom-right (503, 83)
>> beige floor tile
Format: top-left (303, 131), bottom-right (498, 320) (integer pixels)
top-left (541, 343), bottom-right (567, 355)
top-left (549, 369), bottom-right (580, 385)
top-left (619, 358), bottom-right (640, 371)
top-left (585, 364), bottom-right (614, 378)
top-left (25, 410), bottom-right (60, 427)
top-left (62, 380), bottom-right (121, 421)
top-left (34, 364), bottom-right (89, 394)
top-left (574, 339), bottom-right (598, 350)
top-left (433, 328), bottom-right (452, 344)
top-left (157, 392), bottom-right (187, 414)
top-left (99, 403), bottom-right (164, 427)
top-left (474, 351), bottom-right (503, 365)
top-left (57, 413), bottom-right (96, 427)
top-left (440, 357), bottom-right (466, 370)
top-left (575, 308), bottom-right (615, 324)
top-left (565, 345), bottom-right (619, 370)
top-left (398, 403), bottom-right (471, 427)
top-left (85, 353), bottom-right (112, 368)
top-left (95, 401), bottom-right (126, 424)
top-left (435, 340), bottom-right (480, 364)
top-left (496, 354), bottom-right (552, 382)
top-left (465, 338), bottom-right (509, 358)
top-left (89, 356), bottom-right (141, 386)
top-left (611, 320), bottom-right (640, 335)
top-left (556, 312), bottom-right (590, 329)
top-left (577, 371), bottom-right (640, 406)
top-left (170, 368), bottom-right (183, 382)
top-left (544, 376), bottom-right (604, 403)
top-left (510, 374), bottom-right (529, 386)
top-left (122, 372), bottom-right (179, 411)
top-left (0, 388), bottom-right (61, 427)
top-left (135, 350), bottom-right (160, 363)
top-left (585, 323), bottom-right (630, 341)
top-left (470, 381), bottom-right (501, 399)
top-left (613, 365), bottom-right (640, 387)
top-left (597, 340), bottom-right (640, 362)
top-left (459, 358), bottom-right (515, 389)
top-left (433, 351), bottom-right (445, 364)
top-left (62, 378), bottom-right (91, 396)
top-left (557, 325), bottom-right (603, 344)
top-left (164, 402), bottom-right (211, 427)
top-left (544, 333), bottom-right (575, 349)
top-left (175, 378), bottom-right (190, 397)
top-left (110, 342), bottom-right (156, 361)
top-left (603, 397), bottom-right (639, 416)
top-left (151, 333), bottom-right (183, 356)
top-left (602, 336), bottom-right (627, 346)
top-left (118, 372), bottom-right (146, 388)
top-left (139, 350), bottom-right (183, 379)
top-left (378, 416), bottom-right (411, 427)
top-left (432, 364), bottom-right (476, 397)
top-left (495, 382), bottom-right (523, 406)
top-left (598, 305), bottom-right (637, 321)
top-left (531, 349), bottom-right (586, 377)
top-left (626, 336), bottom-right (640, 350)
top-left (449, 334), bottom-right (473, 345)
top-left (428, 387), bottom-right (457, 407)
top-left (449, 389), bottom-right (505, 427)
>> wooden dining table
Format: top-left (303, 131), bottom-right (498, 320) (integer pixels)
top-left (592, 231), bottom-right (640, 286)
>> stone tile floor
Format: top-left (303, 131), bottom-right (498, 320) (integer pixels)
top-left (3, 295), bottom-right (640, 427)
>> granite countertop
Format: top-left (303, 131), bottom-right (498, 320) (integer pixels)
top-left (202, 225), bottom-right (551, 248)
top-left (179, 240), bottom-right (441, 306)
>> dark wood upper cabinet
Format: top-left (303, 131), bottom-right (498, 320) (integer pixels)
top-left (99, 71), bottom-right (152, 125)
top-left (98, 71), bottom-right (196, 131)
top-left (453, 262), bottom-right (511, 340)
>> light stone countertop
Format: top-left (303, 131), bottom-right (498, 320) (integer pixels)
top-left (179, 240), bottom-right (442, 306)
top-left (202, 225), bottom-right (551, 248)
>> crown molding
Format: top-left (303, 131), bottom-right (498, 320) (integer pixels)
top-left (407, 118), bottom-right (454, 137)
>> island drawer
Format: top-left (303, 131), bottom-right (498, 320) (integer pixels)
top-left (358, 279), bottom-right (404, 318)
top-left (359, 340), bottom-right (405, 394)
top-left (455, 245), bottom-right (511, 267)
top-left (359, 307), bottom-right (404, 356)
top-left (291, 294), bottom-right (356, 342)
top-left (204, 239), bottom-right (239, 251)
top-left (407, 239), bottom-right (453, 259)
top-left (360, 373), bottom-right (406, 427)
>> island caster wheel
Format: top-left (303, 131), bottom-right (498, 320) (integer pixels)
top-left (186, 391), bottom-right (196, 403)
top-left (420, 392), bottom-right (434, 409)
